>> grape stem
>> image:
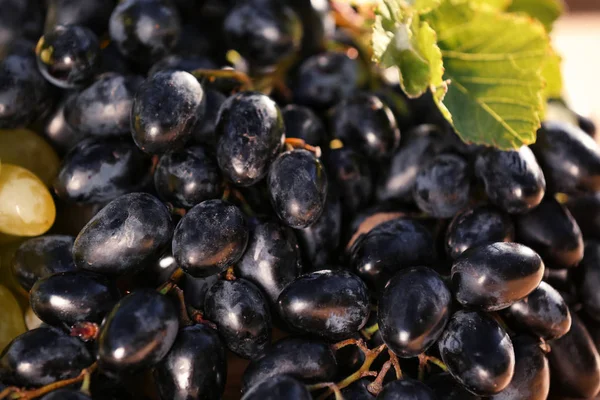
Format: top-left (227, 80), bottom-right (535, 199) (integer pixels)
top-left (284, 138), bottom-right (322, 158)
top-left (367, 360), bottom-right (391, 395)
top-left (157, 267), bottom-right (185, 295)
top-left (224, 266), bottom-right (236, 281)
top-left (360, 323), bottom-right (379, 340)
top-left (171, 284), bottom-right (194, 326)
top-left (189, 68), bottom-right (253, 91)
top-left (418, 353), bottom-right (448, 380)
top-left (70, 321), bottom-right (99, 342)
top-left (222, 185), bottom-right (256, 218)
top-left (307, 382), bottom-right (343, 400)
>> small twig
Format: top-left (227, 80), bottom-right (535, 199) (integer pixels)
top-left (360, 323), bottom-right (379, 340)
top-left (189, 68), bottom-right (253, 91)
top-left (189, 309), bottom-right (218, 330)
top-left (367, 360), bottom-right (391, 396)
top-left (79, 368), bottom-right (92, 396)
top-left (307, 382), bottom-right (343, 400)
top-left (70, 322), bottom-right (99, 342)
top-left (284, 138), bottom-right (322, 158)
top-left (388, 350), bottom-right (403, 379)
top-left (172, 285), bottom-right (193, 326)
top-left (157, 268), bottom-right (184, 295)
top-left (224, 266), bottom-right (236, 281)
top-left (418, 353), bottom-right (448, 381)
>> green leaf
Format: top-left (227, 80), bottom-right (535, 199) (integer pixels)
top-left (406, 0), bottom-right (441, 13)
top-left (424, 1), bottom-right (549, 149)
top-left (507, 0), bottom-right (564, 31)
top-left (541, 47), bottom-right (563, 99)
top-left (471, 0), bottom-right (512, 10)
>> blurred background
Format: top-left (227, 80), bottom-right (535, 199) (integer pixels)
top-left (555, 0), bottom-right (600, 125)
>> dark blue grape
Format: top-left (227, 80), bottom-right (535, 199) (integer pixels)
top-left (131, 70), bottom-right (205, 154)
top-left (267, 149), bottom-right (328, 229)
top-left (438, 310), bottom-right (515, 396)
top-left (73, 193), bottom-right (173, 275)
top-left (566, 192), bottom-right (600, 240)
top-left (326, 145), bottom-right (372, 215)
top-left (147, 54), bottom-right (217, 77)
top-left (277, 270), bottom-right (370, 340)
top-left (172, 199), bottom-right (248, 277)
top-left (54, 137), bottom-right (153, 205)
top-left (97, 289), bottom-right (179, 372)
top-left (579, 114), bottom-right (597, 138)
top-left (427, 373), bottom-right (480, 400)
top-left (451, 242), bottom-right (544, 311)
top-left (154, 145), bottom-right (223, 209)
top-left (282, 104), bottom-right (327, 148)
top-left (12, 235), bottom-right (76, 291)
top-left (242, 375), bottom-right (311, 400)
top-left (378, 267), bottom-right (451, 357)
top-left (182, 272), bottom-right (219, 311)
top-left (216, 91), bottom-right (284, 186)
top-left (575, 241), bottom-right (600, 321)
top-left (0, 326), bottom-right (93, 386)
top-left (43, 95), bottom-right (85, 155)
top-left (377, 378), bottom-right (437, 400)
top-left (45, 0), bottom-right (116, 35)
top-left (191, 89), bottom-right (226, 147)
top-left (40, 389), bottom-right (91, 400)
top-left (204, 278), bottom-right (272, 359)
top-left (154, 324), bottom-right (227, 400)
top-left (341, 378), bottom-right (375, 400)
top-left (65, 73), bottom-right (144, 137)
top-left (413, 154), bottom-right (471, 218)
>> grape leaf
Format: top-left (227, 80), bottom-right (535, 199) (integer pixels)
top-left (423, 1), bottom-right (549, 149)
top-left (471, 0), bottom-right (512, 10)
top-left (542, 47), bottom-right (562, 99)
top-left (507, 0), bottom-right (564, 31)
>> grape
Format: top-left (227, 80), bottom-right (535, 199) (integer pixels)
top-left (445, 205), bottom-right (514, 260)
top-left (532, 121), bottom-right (600, 194)
top-left (73, 193), bottom-right (173, 275)
top-left (578, 114), bottom-right (597, 138)
top-left (0, 128), bottom-right (60, 186)
top-left (326, 146), bottom-right (372, 215)
top-left (223, 1), bottom-right (302, 70)
top-left (235, 220), bottom-right (303, 305)
top-left (42, 95), bottom-right (85, 156)
top-left (216, 91), bottom-right (285, 187)
top-left (340, 378), bottom-right (375, 399)
top-left (427, 373), bottom-right (480, 400)
top-left (35, 25), bottom-right (100, 88)
top-left (413, 154), bottom-right (471, 218)
top-left (0, 326), bottom-right (93, 386)
top-left (0, 285), bottom-right (26, 353)
top-left (30, 271), bottom-right (119, 327)
top-left (191, 90), bottom-right (227, 148)
top-left (277, 270), bottom-right (370, 340)
top-left (475, 146), bottom-right (546, 214)
top-left (515, 196), bottom-right (583, 269)
top-left (40, 389), bottom-right (91, 400)
top-left (154, 324), bottom-right (227, 400)
top-left (45, 0), bottom-right (116, 35)
top-left (267, 149), bottom-right (328, 229)
top-left (204, 278), bottom-right (272, 359)
top-left (129, 248), bottom-right (179, 288)
top-left (293, 51), bottom-right (367, 110)
top-left (452, 242), bottom-right (544, 311)
top-left (378, 267), bottom-right (451, 357)
top-left (241, 337), bottom-right (337, 392)
top-left (181, 272), bottom-right (219, 311)
top-left (172, 199), bottom-right (248, 277)
top-left (377, 378), bottom-right (437, 400)
top-left (501, 281), bottom-right (571, 340)
top-left (242, 375), bottom-right (311, 400)
top-left (489, 335), bottom-right (550, 400)
top-left (54, 138), bottom-right (153, 204)
top-left (109, 0), bottom-right (181, 66)
top-left (547, 313), bottom-right (600, 398)
top-left (566, 192), bottom-right (600, 240)
top-left (147, 54), bottom-right (217, 77)
top-left (574, 241), bottom-right (600, 321)
top-left (97, 290), bottom-right (179, 372)
top-left (438, 310), bottom-right (515, 396)
top-left (330, 92), bottom-right (400, 160)
top-left (349, 218), bottom-right (435, 294)
top-left (0, 164), bottom-right (56, 237)
top-left (131, 70), bottom-right (205, 154)
top-left (65, 73), bottom-right (144, 137)
top-left (282, 105), bottom-right (327, 148)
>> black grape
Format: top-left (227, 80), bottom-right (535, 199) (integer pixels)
top-left (378, 267), bottom-right (451, 357)
top-left (192, 89), bottom-right (227, 148)
top-left (35, 25), bottom-right (100, 88)
top-left (282, 104), bottom-right (327, 148)
top-left (45, 0), bottom-right (116, 35)
top-left (73, 193), bottom-right (173, 275)
top-left (216, 91), bottom-right (285, 186)
top-left (438, 310), bottom-right (515, 396)
top-left (445, 205), bottom-right (514, 260)
top-left (131, 70), bottom-right (205, 154)
top-left (172, 199), bottom-right (248, 277)
top-left (578, 113), bottom-right (597, 137)
top-left (277, 270), bottom-right (370, 340)
top-left (223, 1), bottom-right (302, 69)
top-left (452, 242), bottom-right (544, 311)
top-left (181, 273), bottom-right (219, 311)
top-left (43, 95), bottom-right (85, 155)
top-left (326, 145), bottom-right (372, 215)
top-left (413, 154), bottom-right (471, 218)
top-left (349, 218), bottom-right (435, 294)
top-left (148, 54), bottom-right (217, 77)
top-left (242, 375), bottom-right (311, 400)
top-left (489, 335), bottom-right (549, 400)
top-left (293, 51), bottom-right (367, 110)
top-left (267, 149), bottom-right (328, 229)
top-left (241, 337), bottom-right (337, 392)
top-left (97, 289), bottom-right (179, 372)
top-left (65, 73), bottom-right (144, 137)
top-left (329, 92), bottom-right (400, 160)
top-left (575, 241), bottom-right (600, 321)
top-left (54, 138), bottom-right (153, 204)
top-left (154, 145), bottom-right (223, 209)
top-left (427, 373), bottom-right (480, 400)
top-left (154, 324), bottom-right (227, 400)
top-left (129, 249), bottom-right (179, 288)
top-left (566, 192), bottom-right (600, 240)
top-left (235, 220), bottom-right (303, 305)
top-left (109, 0), bottom-right (181, 66)
top-left (548, 313), bottom-right (600, 398)
top-left (475, 146), bottom-right (545, 214)
top-left (515, 196), bottom-right (583, 269)
top-left (12, 235), bottom-right (76, 291)
top-left (30, 271), bottom-right (119, 327)
top-left (204, 278), bottom-right (272, 359)
top-left (501, 281), bottom-right (571, 340)
top-left (0, 326), bottom-right (93, 386)
top-left (340, 378), bottom-right (375, 400)
top-left (377, 378), bottom-right (437, 400)
top-left (40, 389), bottom-right (91, 400)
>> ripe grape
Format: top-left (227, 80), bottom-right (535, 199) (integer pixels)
top-left (45, 0), bottom-right (115, 35)
top-left (574, 241), bottom-right (600, 321)
top-left (282, 104), bottom-right (326, 148)
top-left (377, 378), bottom-right (437, 400)
top-left (326, 146), bottom-right (372, 215)
top-left (40, 390), bottom-right (91, 400)
top-left (566, 192), bottom-right (600, 240)
top-left (242, 375), bottom-right (311, 400)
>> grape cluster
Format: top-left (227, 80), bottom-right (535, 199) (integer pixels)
top-left (0, 1), bottom-right (599, 400)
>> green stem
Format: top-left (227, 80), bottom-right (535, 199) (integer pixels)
top-left (360, 323), bottom-right (379, 340)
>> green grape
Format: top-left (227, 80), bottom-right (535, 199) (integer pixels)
top-left (0, 284), bottom-right (26, 351)
top-left (0, 239), bottom-right (28, 310)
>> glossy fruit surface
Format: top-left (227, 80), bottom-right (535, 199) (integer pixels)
top-left (39, 389), bottom-right (91, 400)
top-left (438, 310), bottom-right (515, 396)
top-left (191, 89), bottom-right (226, 147)
top-left (378, 267), bottom-right (451, 357)
top-left (326, 146), bottom-right (372, 215)
top-left (282, 105), bottom-right (326, 148)
top-left (377, 378), bottom-right (437, 400)
top-left (277, 270), bottom-right (370, 340)
top-left (73, 193), bottom-right (173, 275)
top-left (566, 192), bottom-right (600, 240)
top-left (575, 241), bottom-right (600, 321)
top-left (182, 272), bottom-right (219, 311)
top-left (97, 290), bottom-right (179, 372)
top-left (242, 375), bottom-right (311, 400)
top-left (427, 373), bottom-right (480, 400)
top-left (42, 95), bottom-right (85, 156)
top-left (0, 284), bottom-right (26, 353)
top-left (172, 199), bottom-right (248, 277)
